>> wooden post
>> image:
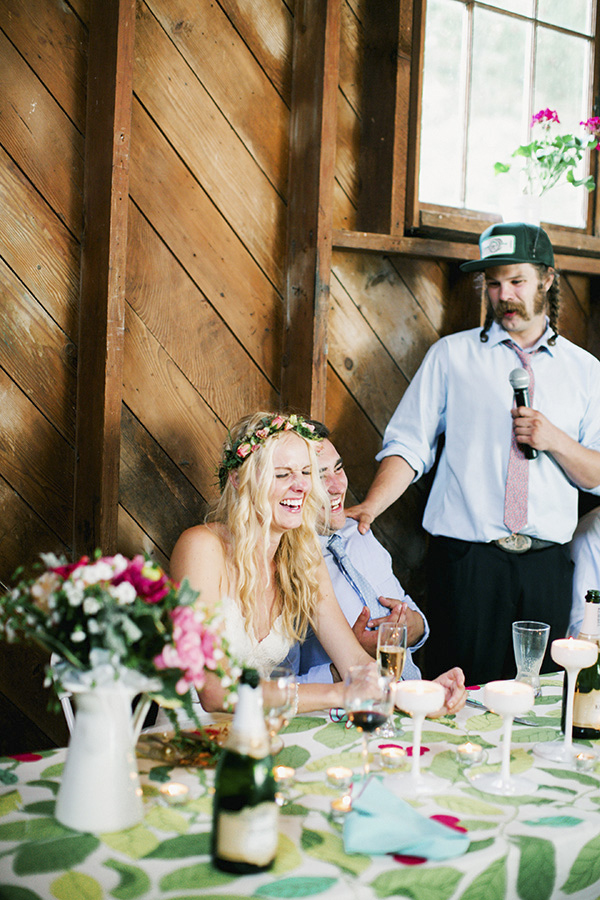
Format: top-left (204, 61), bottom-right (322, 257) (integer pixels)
top-left (73, 0), bottom-right (136, 556)
top-left (281, 0), bottom-right (341, 421)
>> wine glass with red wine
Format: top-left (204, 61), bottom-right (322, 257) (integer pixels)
top-left (343, 664), bottom-right (394, 782)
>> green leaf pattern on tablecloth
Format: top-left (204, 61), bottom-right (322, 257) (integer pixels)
top-left (0, 791), bottom-right (21, 816)
top-left (0, 884), bottom-right (43, 899)
top-left (143, 831), bottom-right (210, 858)
top-left (13, 833), bottom-right (99, 875)
top-left (283, 717), bottom-right (327, 733)
top-left (371, 865), bottom-right (464, 898)
top-left (159, 861), bottom-right (235, 891)
top-left (50, 871), bottom-right (103, 900)
top-left (101, 824), bottom-right (160, 860)
top-left (313, 723), bottom-right (358, 749)
top-left (301, 828), bottom-right (370, 876)
top-left (144, 804), bottom-right (189, 834)
top-left (0, 770), bottom-right (18, 786)
top-left (510, 835), bottom-right (555, 900)
top-left (103, 858), bottom-right (151, 899)
top-left (254, 876), bottom-right (338, 897)
top-left (561, 832), bottom-right (600, 894)
top-left (0, 817), bottom-right (71, 842)
top-left (522, 815), bottom-right (582, 827)
top-left (277, 746), bottom-right (311, 770)
top-left (305, 751), bottom-right (365, 773)
top-left (272, 832), bottom-right (303, 874)
top-left (459, 855), bottom-right (507, 900)
top-left (538, 767), bottom-right (600, 788)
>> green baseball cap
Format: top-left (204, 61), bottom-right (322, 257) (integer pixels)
top-left (460, 222), bottom-right (554, 272)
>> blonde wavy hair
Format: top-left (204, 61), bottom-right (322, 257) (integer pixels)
top-left (208, 412), bottom-right (330, 643)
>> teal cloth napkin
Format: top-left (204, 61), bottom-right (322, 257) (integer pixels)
top-left (343, 778), bottom-right (470, 859)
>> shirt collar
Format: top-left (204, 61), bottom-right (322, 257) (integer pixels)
top-left (487, 319), bottom-right (556, 356)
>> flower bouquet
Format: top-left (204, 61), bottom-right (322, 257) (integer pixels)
top-left (0, 551), bottom-right (240, 832)
top-left (494, 108), bottom-right (599, 198)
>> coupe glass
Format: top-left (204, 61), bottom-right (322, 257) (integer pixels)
top-left (534, 638), bottom-right (598, 763)
top-left (343, 664), bottom-right (394, 782)
top-left (376, 622), bottom-right (407, 738)
top-left (391, 680), bottom-right (445, 795)
top-left (263, 664), bottom-right (296, 755)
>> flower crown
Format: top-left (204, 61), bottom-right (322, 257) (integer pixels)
top-left (218, 413), bottom-right (321, 492)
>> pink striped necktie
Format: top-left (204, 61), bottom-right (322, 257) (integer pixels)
top-left (503, 341), bottom-right (536, 534)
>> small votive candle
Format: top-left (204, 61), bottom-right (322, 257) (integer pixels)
top-left (380, 746), bottom-right (407, 769)
top-left (159, 782), bottom-right (189, 805)
top-left (330, 794), bottom-right (352, 823)
top-left (456, 741), bottom-right (484, 765)
top-left (576, 752), bottom-right (595, 772)
top-left (326, 766), bottom-right (353, 790)
top-left (273, 765), bottom-right (295, 789)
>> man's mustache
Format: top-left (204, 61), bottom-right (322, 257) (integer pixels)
top-left (495, 301), bottom-right (527, 317)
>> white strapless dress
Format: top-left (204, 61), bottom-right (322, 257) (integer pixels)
top-left (222, 595), bottom-right (292, 678)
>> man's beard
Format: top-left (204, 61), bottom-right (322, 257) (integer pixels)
top-left (489, 285), bottom-right (547, 325)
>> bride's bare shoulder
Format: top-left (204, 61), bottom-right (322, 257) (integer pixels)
top-left (170, 523), bottom-right (229, 579)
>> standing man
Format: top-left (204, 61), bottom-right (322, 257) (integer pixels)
top-left (348, 222), bottom-right (600, 685)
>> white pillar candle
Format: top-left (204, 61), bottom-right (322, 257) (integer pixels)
top-left (484, 680), bottom-right (534, 717)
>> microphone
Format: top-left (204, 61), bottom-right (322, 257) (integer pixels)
top-left (509, 368), bottom-right (538, 459)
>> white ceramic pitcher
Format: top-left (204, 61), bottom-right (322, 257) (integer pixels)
top-left (55, 683), bottom-right (151, 833)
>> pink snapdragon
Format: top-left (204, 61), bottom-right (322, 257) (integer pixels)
top-left (154, 605), bottom-right (222, 694)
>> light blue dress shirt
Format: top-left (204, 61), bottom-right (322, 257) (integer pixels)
top-left (569, 507), bottom-right (600, 637)
top-left (378, 321), bottom-right (600, 545)
top-left (288, 518), bottom-right (429, 683)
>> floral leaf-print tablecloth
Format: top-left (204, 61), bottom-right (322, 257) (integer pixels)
top-left (1, 675), bottom-right (600, 900)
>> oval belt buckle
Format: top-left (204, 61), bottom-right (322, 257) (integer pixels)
top-left (501, 533), bottom-right (532, 553)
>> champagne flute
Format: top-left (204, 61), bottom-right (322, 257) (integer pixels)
top-left (343, 664), bottom-right (394, 782)
top-left (376, 622), bottom-right (407, 738)
top-left (262, 664), bottom-right (296, 755)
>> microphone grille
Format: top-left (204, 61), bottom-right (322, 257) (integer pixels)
top-left (509, 367), bottom-right (530, 390)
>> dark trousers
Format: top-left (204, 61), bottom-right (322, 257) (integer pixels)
top-left (423, 536), bottom-right (574, 686)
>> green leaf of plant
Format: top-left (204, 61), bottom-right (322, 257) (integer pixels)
top-left (282, 716), bottom-right (326, 733)
top-left (276, 746), bottom-right (310, 770)
top-left (143, 832), bottom-right (210, 858)
top-left (562, 833), bottom-right (600, 894)
top-left (371, 865), bottom-right (463, 899)
top-left (103, 858), bottom-right (151, 899)
top-left (254, 876), bottom-right (337, 897)
top-left (50, 871), bottom-right (102, 900)
top-left (159, 862), bottom-right (234, 891)
top-left (13, 833), bottom-right (99, 875)
top-left (460, 855), bottom-right (507, 900)
top-left (511, 835), bottom-right (555, 900)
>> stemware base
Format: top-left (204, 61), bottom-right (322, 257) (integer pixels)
top-left (469, 772), bottom-right (535, 796)
top-left (533, 740), bottom-right (576, 763)
top-left (388, 770), bottom-right (444, 796)
top-left (269, 735), bottom-right (285, 755)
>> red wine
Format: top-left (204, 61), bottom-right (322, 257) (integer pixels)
top-left (348, 710), bottom-right (388, 732)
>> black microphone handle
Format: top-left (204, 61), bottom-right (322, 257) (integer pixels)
top-left (513, 388), bottom-right (538, 459)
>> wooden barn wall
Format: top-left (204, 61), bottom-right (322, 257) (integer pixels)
top-left (0, 0), bottom-right (597, 750)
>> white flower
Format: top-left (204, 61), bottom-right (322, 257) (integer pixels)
top-left (109, 554), bottom-right (129, 576)
top-left (110, 582), bottom-right (136, 606)
top-left (77, 562), bottom-right (113, 586)
top-left (63, 581), bottom-right (84, 607)
top-left (87, 619), bottom-right (101, 635)
top-left (31, 572), bottom-right (60, 611)
top-left (83, 596), bottom-right (101, 616)
top-left (71, 629), bottom-right (86, 643)
top-left (39, 552), bottom-right (62, 569)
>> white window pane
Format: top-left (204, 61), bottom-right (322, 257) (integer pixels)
top-left (465, 9), bottom-right (530, 213)
top-left (538, 0), bottom-right (593, 35)
top-left (483, 0), bottom-right (534, 15)
top-left (419, 0), bottom-right (467, 207)
top-left (534, 29), bottom-right (592, 226)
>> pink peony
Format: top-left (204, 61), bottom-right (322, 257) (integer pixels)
top-left (53, 556), bottom-right (89, 579)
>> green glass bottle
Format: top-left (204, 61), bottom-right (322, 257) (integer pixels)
top-left (211, 668), bottom-right (278, 874)
top-left (561, 590), bottom-right (600, 739)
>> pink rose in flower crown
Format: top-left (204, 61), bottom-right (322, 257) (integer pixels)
top-left (112, 555), bottom-right (170, 604)
top-left (270, 415), bottom-right (285, 429)
top-left (236, 443), bottom-right (252, 459)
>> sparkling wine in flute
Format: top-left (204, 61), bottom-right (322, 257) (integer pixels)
top-left (378, 646), bottom-right (406, 680)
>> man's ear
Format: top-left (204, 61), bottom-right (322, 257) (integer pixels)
top-left (543, 268), bottom-right (555, 292)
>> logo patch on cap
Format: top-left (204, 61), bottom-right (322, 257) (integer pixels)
top-left (480, 235), bottom-right (516, 259)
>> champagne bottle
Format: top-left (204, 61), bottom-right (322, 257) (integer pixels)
top-left (561, 589), bottom-right (600, 739)
top-left (211, 668), bottom-right (278, 873)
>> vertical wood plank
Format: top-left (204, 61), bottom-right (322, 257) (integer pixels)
top-left (281, 0), bottom-right (341, 420)
top-left (73, 0), bottom-right (136, 556)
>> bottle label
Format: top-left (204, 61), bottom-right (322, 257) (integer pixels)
top-left (216, 802), bottom-right (278, 866)
top-left (573, 690), bottom-right (600, 730)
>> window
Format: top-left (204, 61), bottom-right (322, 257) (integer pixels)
top-left (418, 0), bottom-right (597, 229)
